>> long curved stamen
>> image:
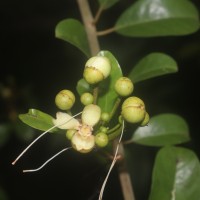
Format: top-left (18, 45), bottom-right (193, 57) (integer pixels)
top-left (12, 112), bottom-right (82, 165)
top-left (98, 120), bottom-right (125, 200)
top-left (23, 147), bottom-right (72, 173)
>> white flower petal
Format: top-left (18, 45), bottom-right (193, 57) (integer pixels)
top-left (52, 112), bottom-right (80, 129)
top-left (71, 133), bottom-right (95, 153)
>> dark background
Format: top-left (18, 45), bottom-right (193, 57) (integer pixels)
top-left (0, 0), bottom-right (200, 200)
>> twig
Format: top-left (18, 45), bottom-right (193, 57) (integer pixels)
top-left (116, 142), bottom-right (136, 200)
top-left (76, 1), bottom-right (135, 199)
top-left (77, 0), bottom-right (100, 56)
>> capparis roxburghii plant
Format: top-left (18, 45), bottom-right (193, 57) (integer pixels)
top-left (12, 0), bottom-right (200, 200)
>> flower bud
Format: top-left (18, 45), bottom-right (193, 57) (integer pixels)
top-left (80, 92), bottom-right (94, 105)
top-left (95, 132), bottom-right (108, 148)
top-left (121, 96), bottom-right (146, 123)
top-left (83, 56), bottom-right (111, 84)
top-left (82, 104), bottom-right (101, 126)
top-left (114, 77), bottom-right (134, 97)
top-left (101, 112), bottom-right (110, 122)
top-left (99, 126), bottom-right (108, 133)
top-left (55, 90), bottom-right (75, 110)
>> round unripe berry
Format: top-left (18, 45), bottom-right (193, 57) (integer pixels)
top-left (83, 56), bottom-right (111, 84)
top-left (115, 77), bottom-right (134, 97)
top-left (80, 92), bottom-right (94, 105)
top-left (140, 112), bottom-right (150, 126)
top-left (121, 96), bottom-right (146, 123)
top-left (55, 90), bottom-right (75, 110)
top-left (66, 129), bottom-right (76, 140)
top-left (101, 112), bottom-right (110, 122)
top-left (95, 132), bottom-right (108, 147)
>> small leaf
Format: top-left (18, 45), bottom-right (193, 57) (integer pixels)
top-left (55, 18), bottom-right (90, 57)
top-left (76, 78), bottom-right (93, 96)
top-left (19, 109), bottom-right (58, 132)
top-left (149, 146), bottom-right (200, 200)
top-left (132, 113), bottom-right (190, 146)
top-left (129, 53), bottom-right (178, 83)
top-left (115, 0), bottom-right (200, 37)
top-left (97, 51), bottom-right (123, 113)
top-left (98, 0), bottom-right (119, 9)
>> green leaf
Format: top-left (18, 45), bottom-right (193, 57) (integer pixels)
top-left (55, 18), bottom-right (90, 57)
top-left (97, 51), bottom-right (123, 113)
top-left (132, 113), bottom-right (190, 146)
top-left (149, 146), bottom-right (200, 200)
top-left (129, 53), bottom-right (178, 83)
top-left (115, 0), bottom-right (200, 37)
top-left (19, 109), bottom-right (57, 132)
top-left (76, 78), bottom-right (93, 96)
top-left (98, 0), bottom-right (119, 9)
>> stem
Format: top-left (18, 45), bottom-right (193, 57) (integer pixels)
top-left (116, 142), bottom-right (136, 200)
top-left (97, 27), bottom-right (116, 36)
top-left (93, 86), bottom-right (99, 104)
top-left (93, 6), bottom-right (104, 24)
top-left (108, 97), bottom-right (121, 123)
top-left (77, 0), bottom-right (100, 56)
top-left (76, 1), bottom-right (135, 199)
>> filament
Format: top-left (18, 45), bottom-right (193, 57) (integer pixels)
top-left (98, 120), bottom-right (125, 200)
top-left (23, 147), bottom-right (72, 173)
top-left (12, 112), bottom-right (82, 165)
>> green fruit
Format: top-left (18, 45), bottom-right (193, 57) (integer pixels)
top-left (80, 92), bottom-right (94, 105)
top-left (55, 90), bottom-right (75, 110)
top-left (114, 77), bottom-right (134, 97)
top-left (101, 112), bottom-right (110, 122)
top-left (95, 132), bottom-right (108, 147)
top-left (121, 96), bottom-right (145, 123)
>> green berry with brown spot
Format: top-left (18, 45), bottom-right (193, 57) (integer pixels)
top-left (55, 90), bottom-right (75, 110)
top-left (114, 77), bottom-right (134, 97)
top-left (121, 96), bottom-right (146, 123)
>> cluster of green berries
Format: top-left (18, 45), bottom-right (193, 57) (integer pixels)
top-left (54, 56), bottom-right (149, 152)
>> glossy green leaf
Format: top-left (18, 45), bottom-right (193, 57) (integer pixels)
top-left (132, 113), bottom-right (190, 146)
top-left (129, 53), bottom-right (178, 83)
top-left (97, 51), bottom-right (123, 113)
top-left (98, 0), bottom-right (119, 9)
top-left (149, 146), bottom-right (200, 200)
top-left (55, 18), bottom-right (90, 57)
top-left (76, 78), bottom-right (93, 96)
top-left (19, 109), bottom-right (58, 132)
top-left (115, 0), bottom-right (200, 37)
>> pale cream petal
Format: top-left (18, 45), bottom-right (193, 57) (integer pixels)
top-left (71, 133), bottom-right (95, 153)
top-left (52, 112), bottom-right (79, 129)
